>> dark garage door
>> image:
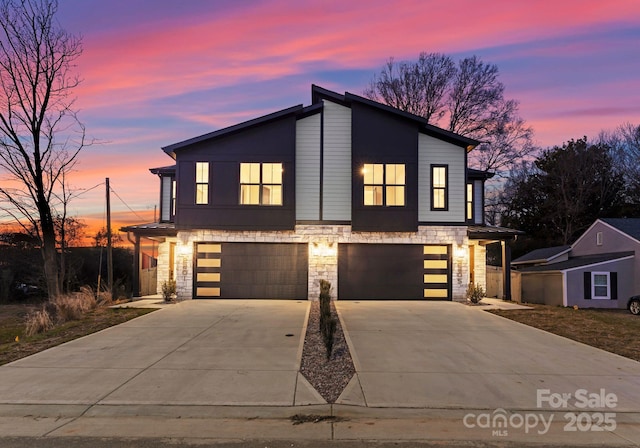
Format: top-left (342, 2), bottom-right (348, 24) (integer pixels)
top-left (194, 242), bottom-right (308, 299)
top-left (338, 244), bottom-right (451, 300)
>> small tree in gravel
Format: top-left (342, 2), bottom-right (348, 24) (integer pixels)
top-left (318, 279), bottom-right (336, 360)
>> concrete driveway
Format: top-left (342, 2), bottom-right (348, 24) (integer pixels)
top-left (0, 300), bottom-right (321, 408)
top-left (335, 301), bottom-right (640, 412)
top-left (2, 299), bottom-right (640, 445)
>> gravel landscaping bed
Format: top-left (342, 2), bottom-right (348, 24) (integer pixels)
top-left (300, 300), bottom-right (355, 403)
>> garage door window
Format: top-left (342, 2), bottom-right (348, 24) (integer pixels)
top-left (363, 163), bottom-right (405, 206)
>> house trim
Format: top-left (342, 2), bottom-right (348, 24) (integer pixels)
top-left (521, 255), bottom-right (634, 274)
top-left (572, 219), bottom-right (640, 249)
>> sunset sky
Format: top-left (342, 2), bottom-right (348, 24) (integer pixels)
top-left (2, 0), bottom-right (639, 237)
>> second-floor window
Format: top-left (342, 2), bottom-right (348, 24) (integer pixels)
top-left (240, 162), bottom-right (283, 205)
top-left (466, 183), bottom-right (473, 221)
top-left (363, 163), bottom-right (405, 206)
top-left (195, 162), bottom-right (209, 205)
top-left (431, 165), bottom-right (448, 210)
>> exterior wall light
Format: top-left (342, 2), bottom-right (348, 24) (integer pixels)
top-left (454, 245), bottom-right (467, 260)
top-left (178, 243), bottom-right (192, 256)
top-left (311, 241), bottom-right (337, 257)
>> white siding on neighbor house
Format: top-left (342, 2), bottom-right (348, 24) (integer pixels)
top-left (473, 179), bottom-right (483, 224)
top-left (322, 100), bottom-right (352, 221)
top-left (295, 114), bottom-right (321, 220)
top-left (161, 176), bottom-right (172, 221)
top-left (418, 134), bottom-right (466, 222)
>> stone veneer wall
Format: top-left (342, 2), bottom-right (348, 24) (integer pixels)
top-left (173, 225), bottom-right (471, 301)
top-left (472, 243), bottom-right (487, 291)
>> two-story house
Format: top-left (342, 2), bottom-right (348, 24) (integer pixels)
top-left (122, 85), bottom-right (520, 301)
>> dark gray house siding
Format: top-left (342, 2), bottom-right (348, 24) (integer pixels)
top-left (174, 114), bottom-right (297, 231)
top-left (350, 101), bottom-right (419, 232)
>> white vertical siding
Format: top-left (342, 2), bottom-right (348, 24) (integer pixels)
top-left (473, 179), bottom-right (483, 224)
top-left (322, 100), bottom-right (352, 221)
top-left (295, 114), bottom-right (321, 220)
top-left (418, 134), bottom-right (466, 222)
top-left (161, 176), bottom-right (172, 221)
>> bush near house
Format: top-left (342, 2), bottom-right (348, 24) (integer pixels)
top-left (318, 279), bottom-right (336, 360)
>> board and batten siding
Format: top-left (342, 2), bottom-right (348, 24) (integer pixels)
top-left (418, 134), bottom-right (466, 222)
top-left (322, 100), bottom-right (352, 221)
top-left (473, 179), bottom-right (483, 224)
top-left (295, 114), bottom-right (321, 220)
top-left (161, 176), bottom-right (172, 221)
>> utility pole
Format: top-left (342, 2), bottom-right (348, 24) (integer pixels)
top-left (106, 178), bottom-right (113, 295)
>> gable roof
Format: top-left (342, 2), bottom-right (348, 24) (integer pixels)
top-left (600, 218), bottom-right (640, 242)
top-left (162, 104), bottom-right (304, 158)
top-left (518, 251), bottom-right (634, 273)
top-left (312, 85), bottom-right (480, 151)
top-left (512, 245), bottom-right (571, 266)
top-left (159, 85), bottom-right (480, 158)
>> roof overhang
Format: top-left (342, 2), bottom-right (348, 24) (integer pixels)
top-left (468, 225), bottom-right (524, 241)
top-left (120, 222), bottom-right (177, 238)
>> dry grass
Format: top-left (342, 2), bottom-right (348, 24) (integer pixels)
top-left (25, 306), bottom-right (54, 336)
top-left (489, 304), bottom-right (640, 362)
top-left (1, 304), bottom-right (156, 365)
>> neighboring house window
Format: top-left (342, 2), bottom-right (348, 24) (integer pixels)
top-left (195, 162), bottom-right (209, 205)
top-left (592, 272), bottom-right (610, 299)
top-left (431, 165), bottom-right (448, 210)
top-left (596, 231), bottom-right (603, 246)
top-left (466, 183), bottom-right (473, 221)
top-left (584, 271), bottom-right (618, 300)
top-left (363, 163), bottom-right (405, 206)
top-left (240, 162), bottom-right (283, 205)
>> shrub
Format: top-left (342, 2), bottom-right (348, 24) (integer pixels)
top-left (466, 283), bottom-right (485, 304)
top-left (161, 279), bottom-right (177, 303)
top-left (25, 306), bottom-right (53, 336)
top-left (48, 288), bottom-right (97, 323)
top-left (318, 279), bottom-right (336, 360)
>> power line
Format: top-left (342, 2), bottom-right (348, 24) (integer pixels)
top-left (109, 184), bottom-right (148, 222)
top-left (73, 181), bottom-right (105, 199)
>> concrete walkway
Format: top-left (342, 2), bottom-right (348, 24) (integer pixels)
top-left (1, 299), bottom-right (640, 446)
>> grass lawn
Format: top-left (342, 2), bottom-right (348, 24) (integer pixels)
top-left (0, 303), bottom-right (156, 366)
top-left (489, 303), bottom-right (640, 362)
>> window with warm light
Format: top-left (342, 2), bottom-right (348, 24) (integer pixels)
top-left (466, 183), bottom-right (473, 221)
top-left (431, 165), bottom-right (448, 210)
top-left (240, 162), bottom-right (283, 205)
top-left (195, 162), bottom-right (209, 205)
top-left (363, 163), bottom-right (405, 206)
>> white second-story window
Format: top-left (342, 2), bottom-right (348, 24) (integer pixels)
top-left (240, 162), bottom-right (283, 205)
top-left (195, 162), bottom-right (209, 205)
top-left (431, 165), bottom-right (448, 210)
top-left (363, 163), bottom-right (405, 206)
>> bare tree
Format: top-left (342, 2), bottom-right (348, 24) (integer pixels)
top-left (0, 0), bottom-right (84, 298)
top-left (364, 53), bottom-right (454, 123)
top-left (597, 122), bottom-right (640, 212)
top-left (365, 53), bottom-right (536, 176)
